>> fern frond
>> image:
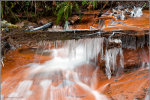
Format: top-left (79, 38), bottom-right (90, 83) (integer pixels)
top-left (56, 6), bottom-right (65, 24)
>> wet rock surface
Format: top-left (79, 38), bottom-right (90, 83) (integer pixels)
top-left (98, 46), bottom-right (149, 72)
top-left (1, 45), bottom-right (149, 100)
top-left (1, 9), bottom-right (149, 100)
top-left (1, 30), bottom-right (149, 53)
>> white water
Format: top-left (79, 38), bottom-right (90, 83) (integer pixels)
top-left (30, 38), bottom-right (104, 73)
top-left (130, 7), bottom-right (143, 17)
top-left (64, 21), bottom-right (72, 30)
top-left (40, 80), bottom-right (52, 100)
top-left (105, 47), bottom-right (124, 79)
top-left (28, 38), bottom-right (109, 100)
top-left (110, 6), bottom-right (143, 21)
top-left (120, 11), bottom-right (125, 20)
top-left (7, 37), bottom-right (125, 100)
top-left (106, 33), bottom-right (124, 79)
top-left (29, 38), bottom-right (107, 100)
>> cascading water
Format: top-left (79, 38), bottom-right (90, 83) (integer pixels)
top-left (29, 38), bottom-right (107, 100)
top-left (64, 21), bottom-right (72, 30)
top-left (130, 6), bottom-right (143, 17)
top-left (120, 11), bottom-right (125, 20)
top-left (105, 33), bottom-right (124, 79)
top-left (4, 37), bottom-right (126, 100)
top-left (105, 47), bottom-right (124, 79)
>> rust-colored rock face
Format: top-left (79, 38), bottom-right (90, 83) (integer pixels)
top-left (71, 10), bottom-right (149, 31)
top-left (123, 46), bottom-right (149, 69)
top-left (1, 9), bottom-right (149, 100)
top-left (101, 68), bottom-right (149, 100)
top-left (1, 46), bottom-right (149, 100)
top-left (101, 10), bottom-right (149, 31)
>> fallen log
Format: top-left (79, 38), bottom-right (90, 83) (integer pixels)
top-left (1, 29), bottom-right (149, 55)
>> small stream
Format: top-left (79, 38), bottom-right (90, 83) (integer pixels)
top-left (1, 7), bottom-right (149, 100)
top-left (2, 36), bottom-right (149, 100)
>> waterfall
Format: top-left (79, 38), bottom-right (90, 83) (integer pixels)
top-left (30, 37), bottom-right (124, 80)
top-left (105, 32), bottom-right (124, 79)
top-left (105, 47), bottom-right (124, 79)
top-left (28, 37), bottom-right (109, 100)
top-left (30, 38), bottom-right (104, 73)
top-left (6, 37), bottom-right (126, 100)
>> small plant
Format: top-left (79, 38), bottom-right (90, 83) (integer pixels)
top-left (55, 1), bottom-right (80, 24)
